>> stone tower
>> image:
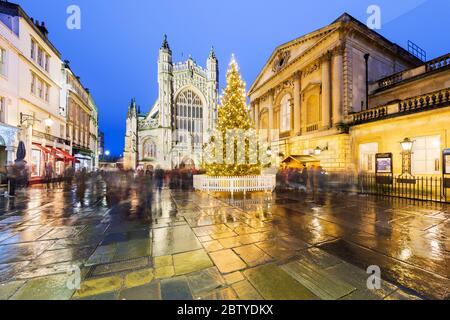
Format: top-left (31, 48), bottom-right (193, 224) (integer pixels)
top-left (124, 35), bottom-right (219, 170)
top-left (206, 47), bottom-right (219, 131)
top-left (157, 35), bottom-right (173, 161)
top-left (123, 98), bottom-right (138, 169)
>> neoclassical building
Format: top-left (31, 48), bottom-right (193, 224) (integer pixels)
top-left (124, 36), bottom-right (219, 170)
top-left (250, 13), bottom-right (450, 177)
top-left (249, 13), bottom-right (423, 172)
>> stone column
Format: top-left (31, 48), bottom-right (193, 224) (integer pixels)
top-left (293, 72), bottom-right (301, 135)
top-left (254, 100), bottom-right (259, 131)
top-left (268, 91), bottom-right (274, 140)
top-left (321, 53), bottom-right (331, 129)
top-left (332, 47), bottom-right (343, 125)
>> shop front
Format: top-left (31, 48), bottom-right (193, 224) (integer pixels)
top-left (73, 147), bottom-right (94, 171)
top-left (29, 143), bottom-right (76, 182)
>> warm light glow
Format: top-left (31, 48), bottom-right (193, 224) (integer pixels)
top-left (314, 147), bottom-right (322, 156)
top-left (44, 117), bottom-right (54, 127)
top-left (400, 137), bottom-right (414, 152)
top-left (203, 55), bottom-right (260, 177)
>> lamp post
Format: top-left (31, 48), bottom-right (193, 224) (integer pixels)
top-left (400, 137), bottom-right (414, 176)
top-left (314, 144), bottom-right (329, 156)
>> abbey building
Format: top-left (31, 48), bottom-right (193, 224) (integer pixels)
top-left (124, 36), bottom-right (219, 170)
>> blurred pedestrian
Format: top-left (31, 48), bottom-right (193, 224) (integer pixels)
top-left (154, 165), bottom-right (164, 191)
top-left (301, 164), bottom-right (308, 191)
top-left (6, 162), bottom-right (18, 197)
top-left (45, 161), bottom-right (53, 188)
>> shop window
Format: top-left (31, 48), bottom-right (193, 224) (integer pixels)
top-left (359, 142), bottom-right (378, 173)
top-left (31, 149), bottom-right (41, 177)
top-left (412, 135), bottom-right (441, 174)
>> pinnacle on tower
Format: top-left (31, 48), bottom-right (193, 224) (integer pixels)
top-left (209, 46), bottom-right (216, 60)
top-left (161, 34), bottom-right (170, 50)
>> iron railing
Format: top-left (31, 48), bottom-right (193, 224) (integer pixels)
top-left (358, 174), bottom-right (449, 203)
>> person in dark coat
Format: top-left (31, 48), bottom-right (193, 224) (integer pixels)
top-left (6, 163), bottom-right (18, 196)
top-left (154, 166), bottom-right (164, 191)
top-left (301, 164), bottom-right (308, 190)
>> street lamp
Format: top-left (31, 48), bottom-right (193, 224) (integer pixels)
top-left (44, 117), bottom-right (54, 128)
top-left (314, 144), bottom-right (329, 156)
top-left (400, 138), bottom-right (414, 153)
top-left (400, 137), bottom-right (414, 176)
top-left (105, 150), bottom-right (111, 156)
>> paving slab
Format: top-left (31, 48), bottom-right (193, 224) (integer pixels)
top-left (124, 268), bottom-right (154, 288)
top-left (233, 244), bottom-right (272, 267)
top-left (160, 276), bottom-right (192, 300)
top-left (186, 267), bottom-right (225, 294)
top-left (231, 280), bottom-right (263, 300)
top-left (0, 281), bottom-right (25, 300)
top-left (198, 287), bottom-right (238, 300)
top-left (73, 275), bottom-right (123, 298)
top-left (281, 259), bottom-right (355, 300)
top-left (209, 249), bottom-right (247, 273)
top-left (173, 249), bottom-right (213, 275)
top-left (10, 274), bottom-right (74, 300)
top-left (119, 281), bottom-right (161, 300)
top-left (244, 264), bottom-right (319, 300)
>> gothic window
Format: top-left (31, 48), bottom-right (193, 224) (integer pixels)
top-left (143, 139), bottom-right (157, 158)
top-left (280, 94), bottom-right (291, 132)
top-left (175, 89), bottom-right (204, 145)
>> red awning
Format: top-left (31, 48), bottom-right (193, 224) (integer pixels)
top-left (32, 143), bottom-right (51, 154)
top-left (47, 147), bottom-right (64, 161)
top-left (56, 148), bottom-right (77, 162)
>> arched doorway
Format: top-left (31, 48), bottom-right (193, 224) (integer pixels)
top-left (180, 157), bottom-right (195, 169)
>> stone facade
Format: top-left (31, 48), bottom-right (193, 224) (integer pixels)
top-left (351, 53), bottom-right (450, 175)
top-left (124, 36), bottom-right (219, 170)
top-left (0, 1), bottom-right (99, 182)
top-left (249, 13), bottom-right (423, 173)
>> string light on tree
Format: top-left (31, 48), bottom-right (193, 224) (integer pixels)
top-left (203, 55), bottom-right (261, 176)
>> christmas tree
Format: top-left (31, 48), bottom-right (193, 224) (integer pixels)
top-left (204, 55), bottom-right (261, 176)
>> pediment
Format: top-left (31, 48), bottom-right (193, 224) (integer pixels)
top-left (249, 23), bottom-right (339, 94)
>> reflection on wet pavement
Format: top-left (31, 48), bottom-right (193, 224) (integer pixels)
top-left (0, 176), bottom-right (449, 300)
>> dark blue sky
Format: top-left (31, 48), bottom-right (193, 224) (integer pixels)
top-left (18, 0), bottom-right (450, 155)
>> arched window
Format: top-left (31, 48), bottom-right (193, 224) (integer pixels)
top-left (143, 139), bottom-right (157, 158)
top-left (175, 89), bottom-right (204, 145)
top-left (280, 94), bottom-right (291, 132)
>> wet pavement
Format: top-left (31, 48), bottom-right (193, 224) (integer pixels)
top-left (0, 175), bottom-right (448, 300)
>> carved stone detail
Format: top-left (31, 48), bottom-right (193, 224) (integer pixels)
top-left (272, 50), bottom-right (291, 73)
